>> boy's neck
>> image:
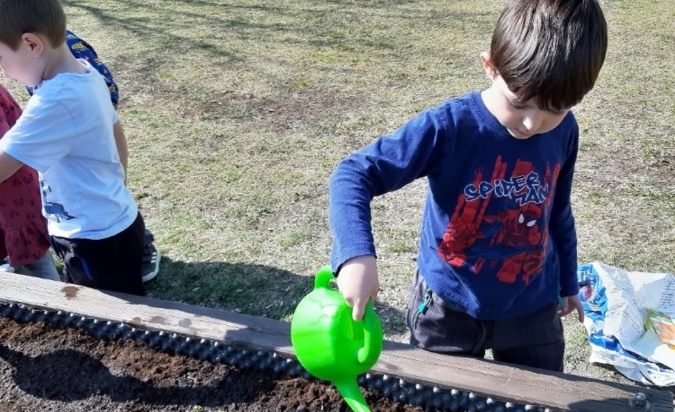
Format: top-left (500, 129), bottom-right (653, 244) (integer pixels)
top-left (40, 43), bottom-right (89, 82)
top-left (480, 87), bottom-right (499, 118)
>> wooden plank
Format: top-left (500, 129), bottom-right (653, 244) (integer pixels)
top-left (0, 272), bottom-right (671, 412)
top-left (377, 341), bottom-right (673, 412)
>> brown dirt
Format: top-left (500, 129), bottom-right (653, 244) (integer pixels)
top-left (0, 316), bottom-right (426, 412)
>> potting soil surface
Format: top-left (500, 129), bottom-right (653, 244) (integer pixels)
top-left (0, 316), bottom-right (429, 412)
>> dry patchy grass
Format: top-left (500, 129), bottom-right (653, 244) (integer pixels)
top-left (2, 0), bottom-right (670, 395)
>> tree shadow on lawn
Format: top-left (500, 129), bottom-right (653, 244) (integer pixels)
top-left (63, 0), bottom-right (494, 61)
top-left (145, 256), bottom-right (409, 336)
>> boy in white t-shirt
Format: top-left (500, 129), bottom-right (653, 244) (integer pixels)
top-left (0, 0), bottom-right (146, 295)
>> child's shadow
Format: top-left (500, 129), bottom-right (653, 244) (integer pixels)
top-left (0, 344), bottom-right (274, 406)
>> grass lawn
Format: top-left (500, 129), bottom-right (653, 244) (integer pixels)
top-left (7, 0), bottom-right (673, 397)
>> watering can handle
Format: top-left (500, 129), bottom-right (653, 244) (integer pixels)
top-left (314, 265), bottom-right (334, 289)
top-left (358, 302), bottom-right (378, 364)
top-left (314, 265), bottom-right (379, 365)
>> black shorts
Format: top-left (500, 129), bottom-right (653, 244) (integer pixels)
top-left (407, 270), bottom-right (564, 372)
top-left (51, 213), bottom-right (146, 296)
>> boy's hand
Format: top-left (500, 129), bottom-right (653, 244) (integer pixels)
top-left (336, 255), bottom-right (379, 321)
top-left (557, 294), bottom-right (584, 323)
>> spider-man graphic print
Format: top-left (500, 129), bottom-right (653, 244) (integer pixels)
top-left (438, 156), bottom-right (560, 286)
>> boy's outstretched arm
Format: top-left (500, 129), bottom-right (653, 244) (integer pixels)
top-left (0, 151), bottom-right (23, 184)
top-left (329, 107), bottom-right (447, 321)
top-left (336, 255), bottom-right (379, 321)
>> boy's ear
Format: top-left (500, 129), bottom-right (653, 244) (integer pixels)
top-left (21, 33), bottom-right (44, 56)
top-left (480, 52), bottom-right (497, 80)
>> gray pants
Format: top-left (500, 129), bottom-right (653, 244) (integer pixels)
top-left (17, 251), bottom-right (60, 282)
top-left (407, 270), bottom-right (564, 372)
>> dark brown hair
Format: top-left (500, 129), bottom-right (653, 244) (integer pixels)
top-left (0, 0), bottom-right (66, 50)
top-left (490, 0), bottom-right (608, 111)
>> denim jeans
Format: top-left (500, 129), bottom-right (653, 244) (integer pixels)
top-left (18, 250), bottom-right (60, 281)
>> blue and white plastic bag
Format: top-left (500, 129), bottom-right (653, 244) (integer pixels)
top-left (577, 262), bottom-right (675, 387)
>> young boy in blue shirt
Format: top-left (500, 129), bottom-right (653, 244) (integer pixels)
top-left (0, 0), bottom-right (147, 295)
top-left (329, 0), bottom-right (608, 372)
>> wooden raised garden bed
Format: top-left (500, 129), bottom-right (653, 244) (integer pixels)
top-left (0, 272), bottom-right (671, 412)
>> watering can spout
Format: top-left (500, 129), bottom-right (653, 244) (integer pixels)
top-left (335, 378), bottom-right (371, 412)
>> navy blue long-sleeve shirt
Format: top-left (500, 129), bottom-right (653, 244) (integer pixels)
top-left (329, 91), bottom-right (579, 320)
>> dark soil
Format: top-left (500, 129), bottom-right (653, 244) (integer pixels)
top-left (0, 317), bottom-right (427, 412)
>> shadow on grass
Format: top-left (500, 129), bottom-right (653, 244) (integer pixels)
top-left (63, 0), bottom-right (493, 60)
top-left (0, 343), bottom-right (284, 407)
top-left (145, 256), bottom-right (409, 335)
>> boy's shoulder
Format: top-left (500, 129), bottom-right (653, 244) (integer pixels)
top-left (432, 91), bottom-right (482, 116)
top-left (39, 64), bottom-right (100, 90)
top-left (426, 90), bottom-right (487, 127)
top-left (435, 90), bottom-right (479, 110)
top-left (554, 110), bottom-right (579, 136)
top-left (31, 66), bottom-right (112, 115)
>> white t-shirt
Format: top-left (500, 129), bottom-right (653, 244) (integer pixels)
top-left (0, 61), bottom-right (138, 239)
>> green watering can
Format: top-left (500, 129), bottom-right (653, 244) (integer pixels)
top-left (291, 265), bottom-right (383, 412)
